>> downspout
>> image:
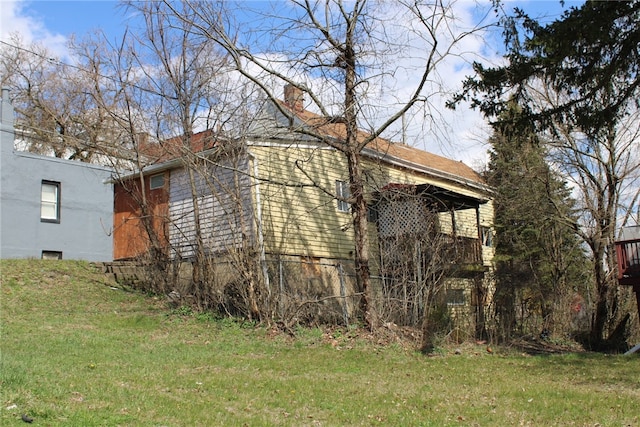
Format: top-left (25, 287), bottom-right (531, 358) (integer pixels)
top-left (247, 149), bottom-right (271, 297)
top-left (476, 205), bottom-right (482, 264)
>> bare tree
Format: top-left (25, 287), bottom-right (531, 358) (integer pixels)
top-left (374, 185), bottom-right (477, 350)
top-left (548, 111), bottom-right (640, 346)
top-left (106, 1), bottom-right (233, 312)
top-left (105, 1), bottom-right (269, 317)
top-left (455, 0), bottom-right (640, 347)
top-left (0, 34), bottom-right (129, 162)
top-left (160, 0), bottom-right (492, 330)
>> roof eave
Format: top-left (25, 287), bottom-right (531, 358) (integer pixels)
top-left (361, 146), bottom-right (493, 200)
top-left (108, 146), bottom-right (220, 183)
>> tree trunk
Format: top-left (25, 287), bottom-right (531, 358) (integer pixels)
top-left (186, 160), bottom-right (207, 308)
top-left (591, 253), bottom-right (608, 343)
top-left (474, 275), bottom-right (489, 341)
top-left (346, 149), bottom-right (376, 330)
top-left (590, 237), bottom-right (619, 345)
top-left (342, 29), bottom-right (376, 330)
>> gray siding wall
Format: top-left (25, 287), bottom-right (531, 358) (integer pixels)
top-left (168, 155), bottom-right (254, 259)
top-left (1, 89), bottom-right (114, 261)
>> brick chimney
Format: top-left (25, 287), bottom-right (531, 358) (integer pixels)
top-left (284, 84), bottom-right (304, 112)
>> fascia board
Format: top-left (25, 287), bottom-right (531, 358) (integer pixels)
top-left (109, 146), bottom-right (220, 183)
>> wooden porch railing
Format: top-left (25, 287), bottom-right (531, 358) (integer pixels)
top-left (615, 237), bottom-right (640, 286)
top-left (441, 235), bottom-right (483, 266)
top-left (615, 235), bottom-right (640, 353)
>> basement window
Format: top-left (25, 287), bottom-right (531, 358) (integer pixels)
top-left (42, 251), bottom-right (63, 260)
top-left (446, 288), bottom-right (465, 306)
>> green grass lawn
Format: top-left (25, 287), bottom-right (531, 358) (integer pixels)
top-left (1, 259), bottom-right (638, 426)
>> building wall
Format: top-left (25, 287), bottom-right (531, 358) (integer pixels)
top-left (250, 143), bottom-right (356, 260)
top-left (168, 154), bottom-right (254, 259)
top-left (112, 151), bottom-right (255, 261)
top-left (1, 89), bottom-right (113, 261)
top-left (249, 141), bottom-right (494, 267)
top-left (113, 172), bottom-right (170, 260)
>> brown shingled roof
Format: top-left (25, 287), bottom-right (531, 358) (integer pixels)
top-left (139, 129), bottom-right (219, 164)
top-left (279, 100), bottom-right (484, 185)
top-left (137, 94), bottom-right (484, 188)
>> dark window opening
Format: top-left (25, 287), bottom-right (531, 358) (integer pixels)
top-left (150, 174), bottom-right (165, 190)
top-left (336, 180), bottom-right (350, 213)
top-left (446, 288), bottom-right (465, 306)
top-left (481, 226), bottom-right (493, 247)
top-left (42, 251), bottom-right (63, 260)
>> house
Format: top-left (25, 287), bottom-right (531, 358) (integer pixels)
top-left (0, 88), bottom-right (113, 261)
top-left (112, 85), bottom-right (494, 327)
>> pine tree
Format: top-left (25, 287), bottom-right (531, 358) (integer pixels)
top-left (454, 0), bottom-right (640, 347)
top-left (487, 103), bottom-right (588, 341)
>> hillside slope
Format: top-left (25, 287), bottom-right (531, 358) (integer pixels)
top-left (1, 260), bottom-right (638, 427)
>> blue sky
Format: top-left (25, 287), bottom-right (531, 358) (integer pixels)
top-left (0, 0), bottom-right (584, 166)
top-left (20, 1), bottom-right (126, 37)
top-left (7, 0), bottom-right (581, 41)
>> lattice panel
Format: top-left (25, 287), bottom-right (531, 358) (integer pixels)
top-left (377, 198), bottom-right (430, 237)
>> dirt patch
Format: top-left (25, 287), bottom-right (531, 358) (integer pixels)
top-left (501, 337), bottom-right (588, 355)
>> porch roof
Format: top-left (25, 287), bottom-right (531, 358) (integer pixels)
top-left (375, 182), bottom-right (487, 212)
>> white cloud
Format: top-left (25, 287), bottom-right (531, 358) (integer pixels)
top-left (0, 0), bottom-right (515, 169)
top-left (352, 1), bottom-right (501, 168)
top-left (0, 0), bottom-right (69, 59)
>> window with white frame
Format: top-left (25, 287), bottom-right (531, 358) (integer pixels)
top-left (336, 180), bottom-right (350, 212)
top-left (446, 288), bottom-right (465, 306)
top-left (41, 180), bottom-right (61, 223)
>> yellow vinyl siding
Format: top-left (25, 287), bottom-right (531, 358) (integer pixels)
top-left (250, 142), bottom-right (493, 266)
top-left (251, 144), bottom-right (355, 259)
top-left (454, 208), bottom-right (479, 239)
top-left (479, 201), bottom-right (495, 267)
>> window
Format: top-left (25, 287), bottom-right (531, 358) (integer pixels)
top-left (150, 173), bottom-right (165, 190)
top-left (336, 180), bottom-right (350, 212)
top-left (42, 251), bottom-right (62, 260)
top-left (481, 226), bottom-right (493, 247)
top-left (446, 288), bottom-right (465, 306)
top-left (41, 181), bottom-right (61, 223)
top-left (367, 203), bottom-right (378, 222)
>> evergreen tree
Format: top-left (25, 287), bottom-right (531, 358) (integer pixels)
top-left (487, 103), bottom-right (588, 341)
top-left (454, 0), bottom-right (640, 348)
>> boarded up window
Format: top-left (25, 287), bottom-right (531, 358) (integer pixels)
top-left (301, 256), bottom-right (322, 277)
